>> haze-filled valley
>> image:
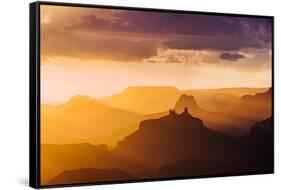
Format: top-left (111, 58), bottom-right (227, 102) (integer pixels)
top-left (41, 86), bottom-right (273, 185)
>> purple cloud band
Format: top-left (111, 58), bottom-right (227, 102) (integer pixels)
top-left (66, 10), bottom-right (272, 52)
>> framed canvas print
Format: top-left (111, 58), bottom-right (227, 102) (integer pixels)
top-left (29, 1), bottom-right (274, 188)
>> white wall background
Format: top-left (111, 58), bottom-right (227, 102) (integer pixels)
top-left (0, 0), bottom-right (279, 189)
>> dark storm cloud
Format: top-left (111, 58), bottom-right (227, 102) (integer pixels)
top-left (68, 11), bottom-right (271, 41)
top-left (66, 10), bottom-right (272, 52)
top-left (163, 35), bottom-right (266, 51)
top-left (68, 11), bottom-right (268, 36)
top-left (220, 53), bottom-right (245, 61)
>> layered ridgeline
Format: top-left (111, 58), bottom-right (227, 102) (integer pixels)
top-left (183, 87), bottom-right (269, 112)
top-left (41, 95), bottom-right (142, 145)
top-left (42, 109), bottom-right (273, 185)
top-left (41, 87), bottom-right (271, 145)
top-left (101, 87), bottom-right (182, 114)
top-left (144, 88), bottom-right (272, 135)
top-left (41, 87), bottom-right (272, 185)
top-left (231, 88), bottom-right (272, 121)
top-left (101, 87), bottom-right (268, 114)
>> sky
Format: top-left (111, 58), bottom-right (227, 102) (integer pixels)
top-left (40, 5), bottom-right (272, 103)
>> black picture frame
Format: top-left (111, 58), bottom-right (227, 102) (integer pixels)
top-left (29, 1), bottom-right (274, 189)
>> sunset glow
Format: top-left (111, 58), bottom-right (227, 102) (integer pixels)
top-left (40, 5), bottom-right (272, 103)
top-left (39, 4), bottom-right (273, 186)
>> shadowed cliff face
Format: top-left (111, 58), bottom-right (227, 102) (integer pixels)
top-left (239, 117), bottom-right (273, 160)
top-left (43, 116), bottom-right (273, 186)
top-left (155, 117), bottom-right (273, 178)
top-left (115, 108), bottom-right (237, 167)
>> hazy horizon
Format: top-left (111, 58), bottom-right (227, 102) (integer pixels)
top-left (40, 5), bottom-right (272, 103)
top-left (41, 85), bottom-right (271, 104)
